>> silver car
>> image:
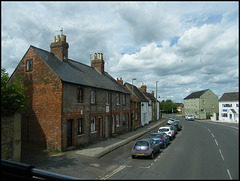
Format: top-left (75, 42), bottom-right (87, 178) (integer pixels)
top-left (131, 138), bottom-right (160, 159)
top-left (186, 114), bottom-right (194, 121)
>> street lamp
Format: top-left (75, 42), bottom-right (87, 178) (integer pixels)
top-left (131, 78), bottom-right (136, 131)
top-left (156, 81), bottom-right (159, 121)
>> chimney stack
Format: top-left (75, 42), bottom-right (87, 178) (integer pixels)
top-left (91, 53), bottom-right (105, 74)
top-left (151, 91), bottom-right (154, 96)
top-left (50, 34), bottom-right (69, 62)
top-left (117, 77), bottom-right (123, 85)
top-left (140, 83), bottom-right (147, 93)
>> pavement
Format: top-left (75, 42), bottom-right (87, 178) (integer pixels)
top-left (21, 116), bottom-right (167, 166)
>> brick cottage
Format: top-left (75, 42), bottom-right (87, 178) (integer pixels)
top-left (8, 34), bottom-right (131, 151)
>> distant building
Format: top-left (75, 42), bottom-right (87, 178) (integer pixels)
top-left (184, 89), bottom-right (219, 119)
top-left (218, 92), bottom-right (239, 123)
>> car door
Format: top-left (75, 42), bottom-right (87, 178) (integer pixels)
top-left (152, 140), bottom-right (158, 153)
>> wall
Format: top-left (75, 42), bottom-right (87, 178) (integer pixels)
top-left (200, 90), bottom-right (219, 119)
top-left (8, 47), bottom-right (63, 151)
top-left (1, 113), bottom-right (21, 162)
top-left (62, 82), bottom-right (131, 150)
top-left (219, 101), bottom-right (239, 122)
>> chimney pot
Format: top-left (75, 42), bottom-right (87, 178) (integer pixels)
top-left (53, 36), bottom-right (56, 42)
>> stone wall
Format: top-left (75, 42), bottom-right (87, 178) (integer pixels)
top-left (1, 113), bottom-right (21, 162)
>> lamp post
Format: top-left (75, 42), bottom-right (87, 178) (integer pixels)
top-left (156, 81), bottom-right (159, 120)
top-left (131, 78), bottom-right (136, 131)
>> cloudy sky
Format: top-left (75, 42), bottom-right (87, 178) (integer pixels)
top-left (1, 1), bottom-right (239, 103)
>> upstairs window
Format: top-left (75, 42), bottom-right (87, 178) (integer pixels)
top-left (26, 59), bottom-right (33, 72)
top-left (106, 92), bottom-right (110, 105)
top-left (123, 94), bottom-right (126, 105)
top-left (77, 87), bottom-right (84, 103)
top-left (91, 90), bottom-right (96, 104)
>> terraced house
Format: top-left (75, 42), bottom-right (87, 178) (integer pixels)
top-left (8, 34), bottom-right (131, 151)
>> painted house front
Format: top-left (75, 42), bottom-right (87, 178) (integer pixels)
top-left (184, 89), bottom-right (219, 119)
top-left (219, 92), bottom-right (239, 123)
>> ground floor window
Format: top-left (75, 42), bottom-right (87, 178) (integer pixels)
top-left (91, 117), bottom-right (96, 132)
top-left (77, 118), bottom-right (83, 135)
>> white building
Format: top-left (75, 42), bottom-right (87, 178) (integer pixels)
top-left (219, 92), bottom-right (239, 123)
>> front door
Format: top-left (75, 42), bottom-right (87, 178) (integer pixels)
top-left (105, 116), bottom-right (109, 138)
top-left (98, 117), bottom-right (102, 137)
top-left (67, 119), bottom-right (73, 147)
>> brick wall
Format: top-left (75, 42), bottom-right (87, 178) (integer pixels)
top-left (8, 47), bottom-right (63, 151)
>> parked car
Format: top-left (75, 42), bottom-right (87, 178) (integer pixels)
top-left (167, 116), bottom-right (176, 125)
top-left (131, 138), bottom-right (160, 159)
top-left (165, 124), bottom-right (177, 136)
top-left (159, 132), bottom-right (171, 146)
top-left (173, 120), bottom-right (182, 131)
top-left (149, 133), bottom-right (168, 149)
top-left (186, 114), bottom-right (194, 121)
top-left (158, 126), bottom-right (175, 141)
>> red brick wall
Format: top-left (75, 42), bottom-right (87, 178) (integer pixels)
top-left (8, 47), bottom-right (63, 151)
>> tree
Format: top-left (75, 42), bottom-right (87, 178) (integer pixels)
top-left (160, 99), bottom-right (177, 114)
top-left (1, 68), bottom-right (28, 116)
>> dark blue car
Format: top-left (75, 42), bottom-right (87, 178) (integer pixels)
top-left (149, 132), bottom-right (170, 149)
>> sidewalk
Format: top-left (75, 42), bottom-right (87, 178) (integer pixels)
top-left (75, 117), bottom-right (167, 158)
top-left (21, 117), bottom-right (167, 165)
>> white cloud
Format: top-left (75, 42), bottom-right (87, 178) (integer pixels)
top-left (1, 1), bottom-right (238, 103)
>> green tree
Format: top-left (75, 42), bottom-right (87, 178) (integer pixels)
top-left (160, 99), bottom-right (177, 114)
top-left (1, 68), bottom-right (28, 116)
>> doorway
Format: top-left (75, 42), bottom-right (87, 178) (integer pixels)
top-left (67, 119), bottom-right (73, 147)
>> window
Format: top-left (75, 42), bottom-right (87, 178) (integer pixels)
top-left (26, 59), bottom-right (33, 72)
top-left (91, 117), bottom-right (96, 132)
top-left (112, 115), bottom-right (115, 133)
top-left (117, 94), bottom-right (120, 105)
top-left (116, 115), bottom-right (120, 127)
top-left (77, 118), bottom-right (83, 135)
top-left (223, 104), bottom-right (232, 107)
top-left (135, 113), bottom-right (138, 121)
top-left (123, 94), bottom-right (126, 105)
top-left (222, 113), bottom-right (227, 117)
top-left (77, 87), bottom-right (84, 103)
top-left (91, 90), bottom-right (96, 104)
top-left (106, 92), bottom-right (110, 105)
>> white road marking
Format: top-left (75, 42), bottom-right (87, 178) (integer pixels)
top-left (219, 149), bottom-right (224, 161)
top-left (211, 133), bottom-right (215, 138)
top-left (227, 169), bottom-right (232, 180)
top-left (214, 139), bottom-right (219, 146)
top-left (100, 165), bottom-right (126, 180)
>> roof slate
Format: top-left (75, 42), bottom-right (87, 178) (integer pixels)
top-left (184, 89), bottom-right (209, 100)
top-left (219, 92), bottom-right (239, 102)
top-left (31, 45), bottom-right (130, 94)
top-left (124, 82), bottom-right (148, 102)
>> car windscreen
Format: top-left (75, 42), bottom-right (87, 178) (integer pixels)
top-left (159, 128), bottom-right (169, 132)
top-left (135, 141), bottom-right (149, 146)
top-left (149, 134), bottom-right (162, 138)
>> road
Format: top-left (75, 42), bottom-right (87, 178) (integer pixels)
top-left (98, 116), bottom-right (239, 180)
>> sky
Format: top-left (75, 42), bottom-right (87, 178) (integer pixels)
top-left (1, 1), bottom-right (239, 103)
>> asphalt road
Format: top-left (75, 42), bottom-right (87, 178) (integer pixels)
top-left (98, 116), bottom-right (239, 180)
top-left (34, 115), bottom-right (238, 179)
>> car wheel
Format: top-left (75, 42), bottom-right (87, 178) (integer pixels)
top-left (132, 155), bottom-right (136, 159)
top-left (163, 143), bottom-right (166, 149)
top-left (150, 152), bottom-right (154, 159)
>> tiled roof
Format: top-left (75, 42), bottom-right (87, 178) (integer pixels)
top-left (219, 92), bottom-right (239, 102)
top-left (124, 82), bottom-right (148, 102)
top-left (31, 45), bottom-right (130, 94)
top-left (184, 89), bottom-right (209, 100)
